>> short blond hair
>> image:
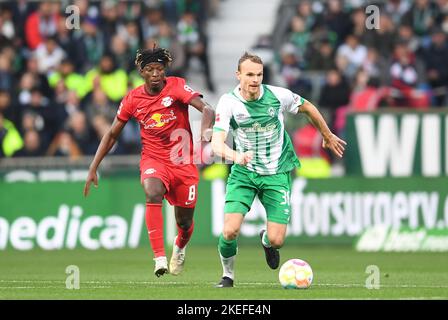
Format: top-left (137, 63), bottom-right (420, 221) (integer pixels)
top-left (237, 52), bottom-right (263, 71)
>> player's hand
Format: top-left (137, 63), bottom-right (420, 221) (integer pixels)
top-left (235, 151), bottom-right (253, 166)
top-left (201, 128), bottom-right (213, 142)
top-left (83, 170), bottom-right (98, 197)
top-left (322, 133), bottom-right (347, 158)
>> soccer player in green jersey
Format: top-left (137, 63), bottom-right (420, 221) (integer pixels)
top-left (211, 52), bottom-right (347, 287)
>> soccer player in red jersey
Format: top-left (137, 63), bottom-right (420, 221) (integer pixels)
top-left (83, 48), bottom-right (215, 277)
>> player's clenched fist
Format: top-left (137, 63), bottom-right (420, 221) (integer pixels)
top-left (235, 151), bottom-right (253, 166)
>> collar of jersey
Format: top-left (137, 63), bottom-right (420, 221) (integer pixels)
top-left (232, 84), bottom-right (264, 103)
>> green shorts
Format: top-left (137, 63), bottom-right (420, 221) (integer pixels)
top-left (224, 165), bottom-right (292, 224)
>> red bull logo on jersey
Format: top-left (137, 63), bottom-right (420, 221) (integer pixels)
top-left (142, 110), bottom-right (177, 129)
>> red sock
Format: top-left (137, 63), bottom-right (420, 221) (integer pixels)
top-left (175, 220), bottom-right (194, 249)
top-left (145, 203), bottom-right (165, 257)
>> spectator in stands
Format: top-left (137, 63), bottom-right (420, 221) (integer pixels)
top-left (23, 54), bottom-right (53, 99)
top-left (46, 130), bottom-right (82, 160)
top-left (0, 5), bottom-right (15, 43)
top-left (84, 54), bottom-right (128, 102)
top-left (422, 27), bottom-right (448, 106)
top-left (20, 87), bottom-right (59, 144)
top-left (336, 34), bottom-right (367, 80)
top-left (295, 0), bottom-right (319, 32)
top-left (306, 39), bottom-right (336, 71)
top-left (363, 14), bottom-right (397, 59)
top-left (25, 1), bottom-right (61, 50)
top-left (396, 24), bottom-right (421, 54)
top-left (0, 112), bottom-right (23, 158)
top-left (319, 69), bottom-right (351, 130)
top-left (389, 41), bottom-right (429, 108)
top-left (73, 16), bottom-right (106, 73)
top-left (110, 34), bottom-right (133, 72)
top-left (48, 59), bottom-right (86, 99)
top-left (385, 0), bottom-right (411, 26)
top-left (141, 7), bottom-right (164, 41)
top-left (361, 47), bottom-right (390, 86)
top-left (177, 11), bottom-right (215, 92)
top-left (279, 43), bottom-right (311, 98)
top-left (401, 0), bottom-right (439, 37)
top-left (10, 0), bottom-right (35, 48)
top-left (0, 89), bottom-right (19, 128)
top-left (55, 16), bottom-right (79, 68)
top-left (322, 0), bottom-right (352, 46)
top-left (85, 88), bottom-right (116, 124)
top-left (14, 129), bottom-right (43, 157)
top-left (34, 35), bottom-right (66, 76)
top-left (65, 110), bottom-right (97, 155)
top-left (145, 21), bottom-right (186, 77)
top-left (350, 8), bottom-right (370, 44)
top-left (288, 16), bottom-right (311, 59)
top-left (0, 49), bottom-right (13, 92)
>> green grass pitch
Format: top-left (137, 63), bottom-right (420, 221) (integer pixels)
top-left (1, 245), bottom-right (447, 299)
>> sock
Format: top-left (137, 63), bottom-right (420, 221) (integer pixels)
top-left (175, 220), bottom-right (194, 249)
top-left (218, 234), bottom-right (237, 280)
top-left (218, 234), bottom-right (238, 258)
top-left (145, 203), bottom-right (165, 258)
top-left (219, 253), bottom-right (235, 280)
top-left (262, 230), bottom-right (272, 248)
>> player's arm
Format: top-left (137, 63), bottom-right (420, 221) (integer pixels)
top-left (211, 130), bottom-right (253, 165)
top-left (83, 117), bottom-right (126, 197)
top-left (298, 100), bottom-right (347, 158)
top-left (189, 96), bottom-right (215, 142)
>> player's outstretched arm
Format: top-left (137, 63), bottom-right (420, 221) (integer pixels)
top-left (83, 117), bottom-right (126, 197)
top-left (189, 96), bottom-right (215, 142)
top-left (298, 100), bottom-right (347, 158)
top-left (211, 130), bottom-right (253, 165)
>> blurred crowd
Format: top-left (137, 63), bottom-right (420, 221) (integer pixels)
top-left (0, 0), bottom-right (217, 159)
top-left (275, 0), bottom-right (448, 141)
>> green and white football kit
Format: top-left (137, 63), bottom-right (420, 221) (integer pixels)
top-left (213, 84), bottom-right (304, 224)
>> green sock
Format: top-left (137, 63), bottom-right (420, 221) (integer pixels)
top-left (262, 231), bottom-right (272, 248)
top-left (218, 234), bottom-right (237, 258)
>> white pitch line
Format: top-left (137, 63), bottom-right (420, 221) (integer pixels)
top-left (1, 280), bottom-right (448, 289)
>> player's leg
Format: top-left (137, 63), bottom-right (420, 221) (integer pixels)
top-left (216, 212), bottom-right (245, 288)
top-left (164, 164), bottom-right (199, 275)
top-left (216, 166), bottom-right (257, 288)
top-left (169, 206), bottom-right (195, 275)
top-left (258, 172), bottom-right (292, 269)
top-left (143, 177), bottom-right (169, 277)
top-left (141, 159), bottom-right (170, 277)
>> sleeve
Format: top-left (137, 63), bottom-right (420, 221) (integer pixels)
top-left (175, 77), bottom-right (202, 104)
top-left (270, 86), bottom-right (305, 114)
top-left (116, 92), bottom-right (134, 122)
top-left (213, 95), bottom-right (233, 133)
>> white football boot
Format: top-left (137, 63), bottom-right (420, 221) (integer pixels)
top-left (154, 256), bottom-right (168, 277)
top-left (169, 237), bottom-right (186, 276)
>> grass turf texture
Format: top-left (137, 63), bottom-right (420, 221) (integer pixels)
top-left (1, 246), bottom-right (447, 299)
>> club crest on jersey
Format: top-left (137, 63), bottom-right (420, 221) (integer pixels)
top-left (161, 96), bottom-right (174, 107)
top-left (268, 107), bottom-right (276, 117)
top-left (141, 109), bottom-right (177, 129)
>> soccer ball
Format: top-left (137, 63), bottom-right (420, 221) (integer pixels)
top-left (278, 258), bottom-right (313, 289)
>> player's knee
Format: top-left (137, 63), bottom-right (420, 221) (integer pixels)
top-left (269, 235), bottom-right (284, 249)
top-left (222, 227), bottom-right (239, 240)
top-left (145, 193), bottom-right (164, 204)
top-left (176, 218), bottom-right (192, 230)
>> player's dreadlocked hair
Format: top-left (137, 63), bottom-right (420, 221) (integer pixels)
top-left (134, 47), bottom-right (173, 71)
